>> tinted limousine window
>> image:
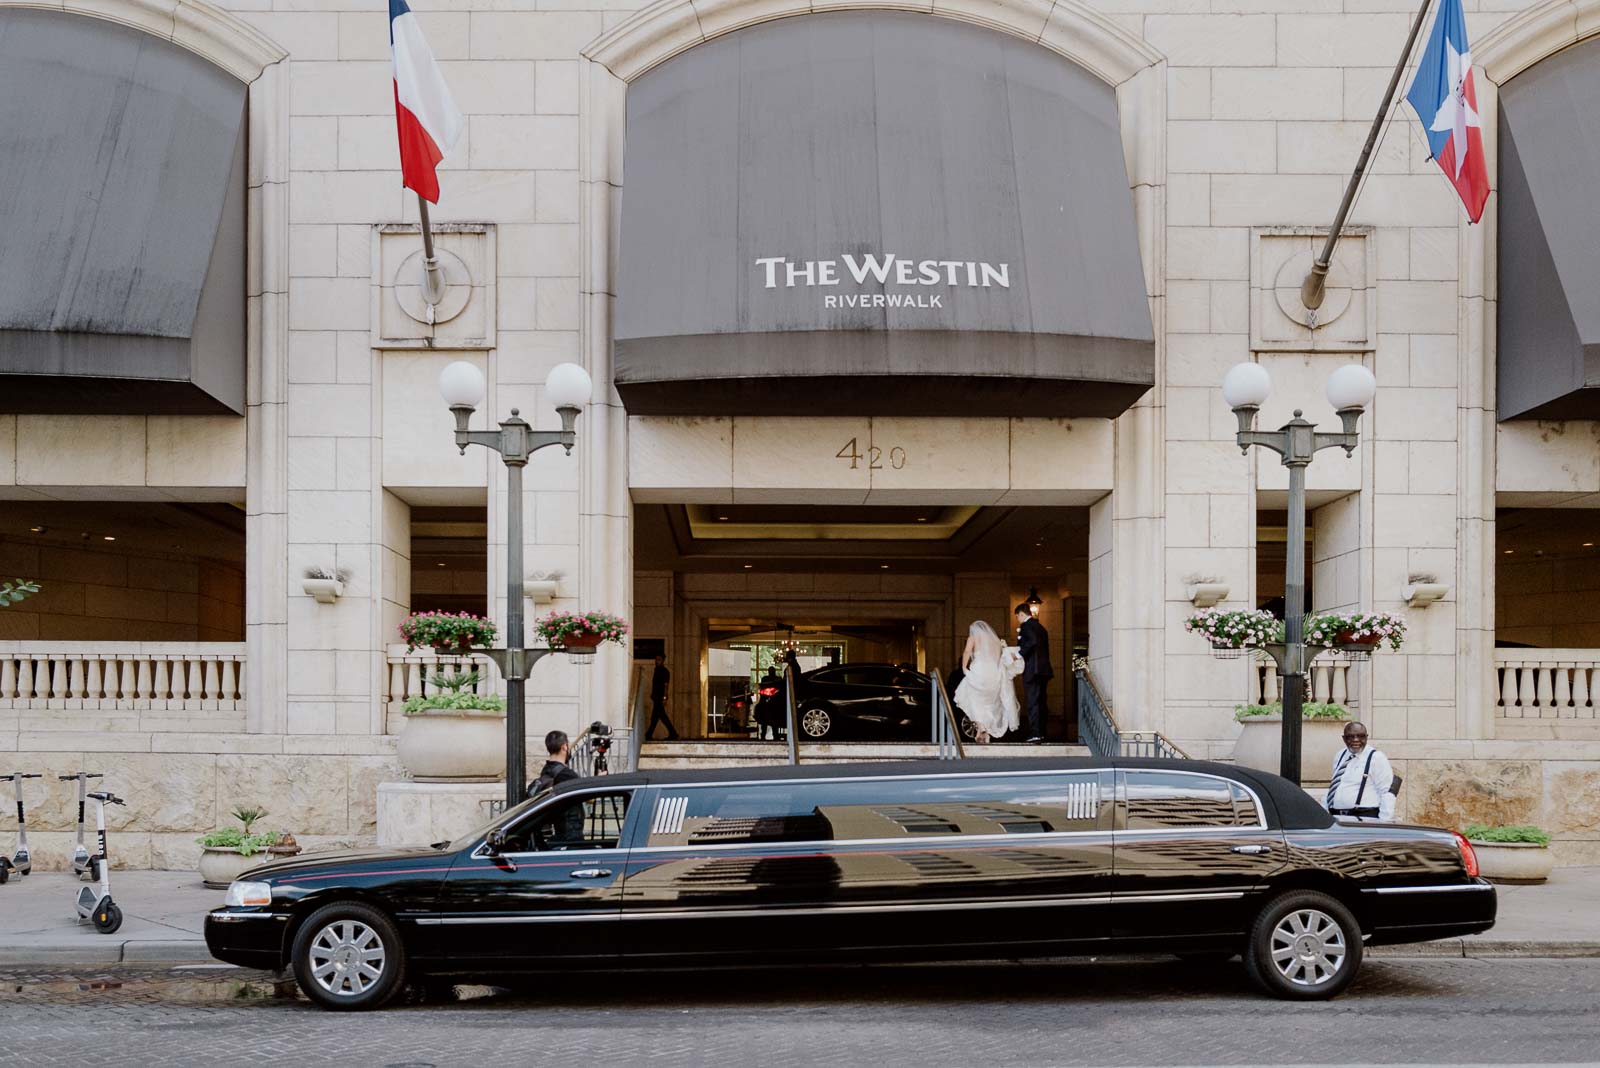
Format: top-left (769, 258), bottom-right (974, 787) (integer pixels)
top-left (645, 773), bottom-right (1101, 848)
top-left (1124, 772), bottom-right (1263, 829)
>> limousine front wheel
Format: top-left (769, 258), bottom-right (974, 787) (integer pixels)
top-left (292, 902), bottom-right (407, 1011)
top-left (1244, 890), bottom-right (1362, 1000)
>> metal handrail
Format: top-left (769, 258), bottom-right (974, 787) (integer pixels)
top-left (1074, 662), bottom-right (1187, 760)
top-left (783, 663), bottom-right (799, 765)
top-left (928, 669), bottom-right (966, 760)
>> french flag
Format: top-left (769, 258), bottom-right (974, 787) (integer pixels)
top-left (1404, 0), bottom-right (1490, 223)
top-left (390, 0), bottom-right (463, 204)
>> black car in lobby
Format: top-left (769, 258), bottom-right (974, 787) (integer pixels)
top-left (206, 757), bottom-right (1496, 1011)
top-left (752, 662), bottom-right (937, 740)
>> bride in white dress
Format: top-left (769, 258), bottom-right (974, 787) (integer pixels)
top-left (953, 620), bottom-right (1019, 743)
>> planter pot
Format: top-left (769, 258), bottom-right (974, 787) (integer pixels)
top-left (1469, 840), bottom-right (1554, 884)
top-left (1233, 715), bottom-right (1350, 783)
top-left (398, 710), bottom-right (507, 782)
top-left (198, 845), bottom-right (296, 890)
top-left (557, 632), bottom-right (606, 650)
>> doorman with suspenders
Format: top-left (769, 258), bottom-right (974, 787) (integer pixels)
top-left (1323, 721), bottom-right (1397, 821)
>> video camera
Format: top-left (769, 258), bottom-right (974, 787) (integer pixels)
top-left (587, 721), bottom-right (613, 775)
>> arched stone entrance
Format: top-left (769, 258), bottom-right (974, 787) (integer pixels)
top-left (573, 0), bottom-right (1169, 730)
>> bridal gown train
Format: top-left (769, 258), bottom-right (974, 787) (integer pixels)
top-left (953, 647), bottom-right (1019, 739)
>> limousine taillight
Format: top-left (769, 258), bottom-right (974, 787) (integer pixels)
top-left (1453, 831), bottom-right (1481, 877)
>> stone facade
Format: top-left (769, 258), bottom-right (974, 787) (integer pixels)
top-left (2, 0), bottom-right (1599, 865)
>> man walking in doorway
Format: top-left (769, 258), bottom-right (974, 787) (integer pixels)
top-left (1015, 603), bottom-right (1052, 744)
top-left (647, 653), bottom-right (678, 740)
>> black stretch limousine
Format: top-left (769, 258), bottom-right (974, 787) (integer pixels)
top-left (205, 758), bottom-right (1496, 1010)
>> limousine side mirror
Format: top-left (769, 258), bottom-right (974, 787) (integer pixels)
top-left (484, 829), bottom-right (517, 871)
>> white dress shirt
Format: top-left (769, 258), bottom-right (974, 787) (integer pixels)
top-left (1324, 745), bottom-right (1394, 820)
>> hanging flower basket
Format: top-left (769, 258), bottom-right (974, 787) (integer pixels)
top-left (534, 610), bottom-right (629, 651)
top-left (1304, 611), bottom-right (1406, 653)
top-left (1185, 608), bottom-right (1281, 659)
top-left (399, 611), bottom-right (499, 653)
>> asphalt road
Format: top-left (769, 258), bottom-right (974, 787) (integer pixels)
top-left (0, 957), bottom-right (1596, 1066)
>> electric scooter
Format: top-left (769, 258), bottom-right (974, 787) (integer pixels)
top-left (0, 773), bottom-right (43, 880)
top-left (58, 772), bottom-right (103, 879)
top-left (74, 789), bottom-right (125, 934)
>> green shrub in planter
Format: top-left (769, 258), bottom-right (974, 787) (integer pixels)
top-left (1234, 701), bottom-right (1349, 722)
top-left (1462, 824), bottom-right (1551, 846)
top-left (402, 670), bottom-right (506, 715)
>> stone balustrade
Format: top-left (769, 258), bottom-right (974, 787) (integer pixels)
top-left (385, 645), bottom-right (492, 718)
top-left (1251, 652), bottom-right (1360, 709)
top-left (0, 642), bottom-right (244, 710)
top-left (1497, 650), bottom-right (1600, 719)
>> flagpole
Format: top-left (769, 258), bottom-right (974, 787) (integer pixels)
top-left (416, 193), bottom-right (446, 318)
top-left (1301, 0), bottom-right (1436, 313)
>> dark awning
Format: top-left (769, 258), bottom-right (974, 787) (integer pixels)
top-left (0, 10), bottom-right (246, 415)
top-left (613, 11), bottom-right (1154, 418)
top-left (1497, 36), bottom-right (1600, 421)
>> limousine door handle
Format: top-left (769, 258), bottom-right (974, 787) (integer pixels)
top-left (569, 868), bottom-right (613, 879)
top-left (1230, 845), bottom-right (1271, 855)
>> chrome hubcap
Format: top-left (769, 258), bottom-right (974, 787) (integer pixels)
top-left (308, 920), bottom-right (386, 997)
top-left (1270, 908), bottom-right (1346, 987)
top-left (802, 709), bottom-right (831, 737)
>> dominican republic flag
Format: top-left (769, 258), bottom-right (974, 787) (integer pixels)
top-left (1404, 0), bottom-right (1490, 223)
top-left (390, 0), bottom-right (463, 204)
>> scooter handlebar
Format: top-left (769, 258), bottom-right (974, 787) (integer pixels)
top-left (87, 792), bottom-right (124, 805)
top-left (1, 773), bottom-right (43, 780)
top-left (58, 773), bottom-right (103, 780)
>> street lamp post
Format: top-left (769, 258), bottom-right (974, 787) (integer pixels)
top-left (1222, 362), bottom-right (1377, 785)
top-left (438, 360), bottom-right (595, 810)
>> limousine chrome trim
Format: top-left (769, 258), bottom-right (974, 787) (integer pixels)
top-left (624, 828), bottom-right (1116, 855)
top-left (413, 888), bottom-right (1249, 927)
top-left (651, 795), bottom-right (688, 836)
top-left (615, 896), bottom-right (1115, 920)
top-left (416, 913), bottom-right (620, 926)
top-left (1110, 890), bottom-right (1248, 904)
top-left (1367, 882), bottom-right (1496, 895)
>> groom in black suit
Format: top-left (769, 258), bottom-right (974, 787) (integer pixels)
top-left (1015, 604), bottom-right (1052, 744)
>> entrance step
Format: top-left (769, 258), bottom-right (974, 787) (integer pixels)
top-left (637, 741), bottom-right (1090, 770)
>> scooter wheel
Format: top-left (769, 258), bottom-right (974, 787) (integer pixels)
top-left (93, 902), bottom-right (123, 934)
top-left (0, 864), bottom-right (9, 885)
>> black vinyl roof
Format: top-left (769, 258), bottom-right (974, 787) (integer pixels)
top-left (558, 757), bottom-right (1334, 831)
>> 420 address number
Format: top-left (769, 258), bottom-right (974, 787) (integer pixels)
top-left (835, 438), bottom-right (908, 471)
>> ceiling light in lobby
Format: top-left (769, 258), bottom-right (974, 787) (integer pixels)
top-left (29, 526), bottom-right (45, 533)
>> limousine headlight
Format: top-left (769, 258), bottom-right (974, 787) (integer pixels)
top-left (225, 880), bottom-right (273, 908)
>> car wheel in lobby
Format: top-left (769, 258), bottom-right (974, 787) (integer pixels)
top-left (800, 704), bottom-right (834, 739)
top-left (1243, 890), bottom-right (1362, 1000)
top-left (292, 901), bottom-right (407, 1011)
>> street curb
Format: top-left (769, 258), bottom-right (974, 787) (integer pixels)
top-left (0, 940), bottom-right (211, 967)
top-left (1370, 940), bottom-right (1600, 959)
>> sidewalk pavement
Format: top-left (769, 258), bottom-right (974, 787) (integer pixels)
top-left (1, 867), bottom-right (1597, 967)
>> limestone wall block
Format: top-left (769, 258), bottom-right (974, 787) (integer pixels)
top-left (1408, 759), bottom-right (1541, 831)
top-left (1144, 14), bottom-right (1275, 68)
top-left (215, 754), bottom-right (354, 836)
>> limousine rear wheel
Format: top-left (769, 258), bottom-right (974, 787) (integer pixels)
top-left (292, 902), bottom-right (407, 1011)
top-left (1244, 890), bottom-right (1362, 1000)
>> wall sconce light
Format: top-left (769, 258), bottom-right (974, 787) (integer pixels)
top-left (1403, 582), bottom-right (1448, 608)
top-left (1187, 583), bottom-right (1230, 609)
top-left (1025, 587), bottom-right (1043, 616)
top-left (523, 572), bottom-right (560, 605)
